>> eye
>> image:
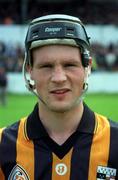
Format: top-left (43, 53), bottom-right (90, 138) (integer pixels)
top-left (40, 64), bottom-right (53, 68)
top-left (64, 63), bottom-right (77, 67)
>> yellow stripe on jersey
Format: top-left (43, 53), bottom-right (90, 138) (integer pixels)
top-left (16, 118), bottom-right (34, 179)
top-left (88, 113), bottom-right (110, 180)
top-left (52, 148), bottom-right (73, 180)
top-left (0, 128), bottom-right (5, 180)
top-left (0, 128), bottom-right (5, 143)
top-left (0, 167), bottom-right (5, 180)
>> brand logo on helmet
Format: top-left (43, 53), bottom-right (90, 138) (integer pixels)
top-left (45, 27), bottom-right (62, 33)
top-left (8, 164), bottom-right (30, 180)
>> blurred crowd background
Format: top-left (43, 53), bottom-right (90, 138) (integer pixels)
top-left (0, 0), bottom-right (118, 25)
top-left (0, 0), bottom-right (118, 73)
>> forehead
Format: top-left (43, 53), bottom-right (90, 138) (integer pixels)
top-left (32, 45), bottom-right (81, 62)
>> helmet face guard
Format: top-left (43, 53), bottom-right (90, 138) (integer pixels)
top-left (25, 14), bottom-right (91, 67)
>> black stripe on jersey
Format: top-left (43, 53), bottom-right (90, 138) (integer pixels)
top-left (70, 107), bottom-right (95, 180)
top-left (43, 131), bottom-right (81, 159)
top-left (34, 139), bottom-right (52, 180)
top-left (0, 122), bottom-right (20, 179)
top-left (108, 119), bottom-right (118, 178)
top-left (71, 133), bottom-right (94, 179)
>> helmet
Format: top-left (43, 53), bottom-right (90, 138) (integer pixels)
top-left (24, 14), bottom-right (91, 67)
top-left (23, 14), bottom-right (91, 99)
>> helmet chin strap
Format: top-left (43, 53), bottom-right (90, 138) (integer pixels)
top-left (73, 66), bottom-right (90, 106)
top-left (23, 57), bottom-right (47, 106)
top-left (23, 57), bottom-right (90, 108)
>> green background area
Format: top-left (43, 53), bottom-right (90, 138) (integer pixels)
top-left (0, 93), bottom-right (118, 128)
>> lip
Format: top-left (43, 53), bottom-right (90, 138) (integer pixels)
top-left (49, 88), bottom-right (71, 100)
top-left (50, 88), bottom-right (70, 94)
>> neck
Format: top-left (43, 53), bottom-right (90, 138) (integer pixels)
top-left (38, 102), bottom-right (84, 145)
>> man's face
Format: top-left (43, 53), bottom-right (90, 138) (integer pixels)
top-left (30, 45), bottom-right (85, 112)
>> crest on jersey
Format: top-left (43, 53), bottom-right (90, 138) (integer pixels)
top-left (97, 165), bottom-right (117, 180)
top-left (8, 164), bottom-right (30, 180)
top-left (55, 163), bottom-right (67, 175)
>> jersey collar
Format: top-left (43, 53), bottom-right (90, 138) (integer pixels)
top-left (26, 103), bottom-right (96, 140)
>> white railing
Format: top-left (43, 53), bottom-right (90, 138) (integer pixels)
top-left (7, 72), bottom-right (118, 93)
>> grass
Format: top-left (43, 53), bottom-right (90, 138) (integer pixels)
top-left (85, 93), bottom-right (118, 121)
top-left (0, 93), bottom-right (37, 127)
top-left (0, 93), bottom-right (118, 128)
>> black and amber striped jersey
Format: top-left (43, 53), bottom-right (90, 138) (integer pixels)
top-left (0, 103), bottom-right (118, 180)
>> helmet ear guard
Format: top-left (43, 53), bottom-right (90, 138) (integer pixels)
top-left (83, 65), bottom-right (91, 89)
top-left (81, 50), bottom-right (92, 67)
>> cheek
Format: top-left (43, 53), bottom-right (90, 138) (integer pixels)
top-left (72, 72), bottom-right (85, 92)
top-left (33, 73), bottom-right (48, 89)
top-left (30, 69), bottom-right (40, 82)
top-left (30, 72), bottom-right (34, 81)
top-left (35, 80), bottom-right (44, 95)
top-left (29, 68), bottom-right (36, 81)
top-left (72, 69), bottom-right (85, 83)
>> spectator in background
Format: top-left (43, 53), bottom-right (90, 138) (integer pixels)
top-left (105, 44), bottom-right (117, 71)
top-left (114, 44), bottom-right (118, 70)
top-left (3, 16), bottom-right (14, 25)
top-left (91, 43), bottom-right (107, 71)
top-left (0, 64), bottom-right (7, 106)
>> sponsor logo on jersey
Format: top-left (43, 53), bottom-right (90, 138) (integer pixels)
top-left (97, 165), bottom-right (117, 180)
top-left (8, 164), bottom-right (30, 180)
top-left (55, 163), bottom-right (67, 175)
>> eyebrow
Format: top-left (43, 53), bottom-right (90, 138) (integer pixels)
top-left (41, 57), bottom-right (81, 63)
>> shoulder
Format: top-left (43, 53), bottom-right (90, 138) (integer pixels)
top-left (0, 116), bottom-right (29, 145)
top-left (108, 119), bottom-right (118, 143)
top-left (95, 113), bottom-right (118, 144)
top-left (95, 113), bottom-right (118, 129)
top-left (0, 117), bottom-right (28, 146)
top-left (109, 119), bottom-right (118, 129)
top-left (108, 119), bottom-right (118, 139)
top-left (0, 117), bottom-right (27, 145)
top-left (0, 122), bottom-right (20, 164)
top-left (94, 113), bottom-right (118, 157)
top-left (0, 118), bottom-right (29, 169)
top-left (106, 119), bottom-right (118, 167)
top-left (0, 118), bottom-right (28, 164)
top-left (0, 121), bottom-right (20, 144)
top-left (94, 113), bottom-right (118, 138)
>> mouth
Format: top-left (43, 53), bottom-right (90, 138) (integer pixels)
top-left (50, 88), bottom-right (70, 94)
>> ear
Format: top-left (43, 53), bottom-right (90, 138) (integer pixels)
top-left (26, 64), bottom-right (34, 80)
top-left (89, 56), bottom-right (92, 66)
top-left (88, 56), bottom-right (92, 75)
top-left (88, 65), bottom-right (91, 76)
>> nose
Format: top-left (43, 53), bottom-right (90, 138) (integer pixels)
top-left (51, 66), bottom-right (67, 83)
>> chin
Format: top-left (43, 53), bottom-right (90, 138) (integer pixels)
top-left (47, 102), bottom-right (77, 113)
top-left (50, 107), bottom-right (71, 113)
